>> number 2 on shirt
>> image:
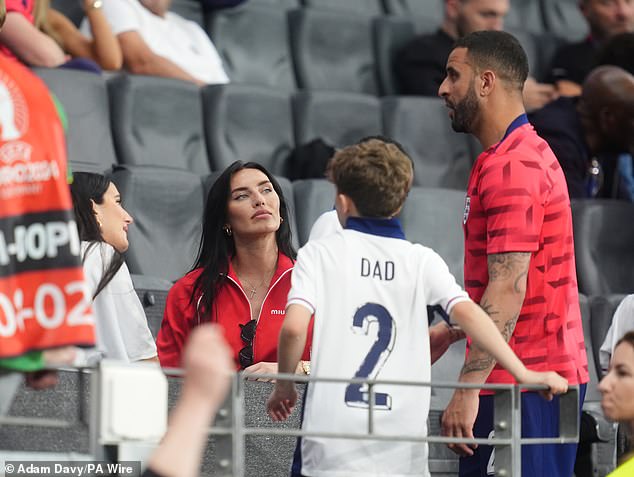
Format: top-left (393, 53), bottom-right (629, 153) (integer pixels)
top-left (344, 303), bottom-right (396, 410)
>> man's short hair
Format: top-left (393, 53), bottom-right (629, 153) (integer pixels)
top-left (453, 30), bottom-right (529, 91)
top-left (329, 139), bottom-right (413, 218)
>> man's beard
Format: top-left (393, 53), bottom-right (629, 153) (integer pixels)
top-left (450, 86), bottom-right (480, 133)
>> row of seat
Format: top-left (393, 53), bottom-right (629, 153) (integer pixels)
top-left (207, 2), bottom-right (566, 95)
top-left (36, 68), bottom-right (477, 189)
top-left (50, 0), bottom-right (580, 96)
top-left (107, 165), bottom-right (634, 298)
top-left (53, 0), bottom-right (587, 41)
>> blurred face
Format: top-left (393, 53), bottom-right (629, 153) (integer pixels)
top-left (456, 0), bottom-right (509, 36)
top-left (92, 183), bottom-right (133, 253)
top-left (582, 0), bottom-right (634, 40)
top-left (599, 341), bottom-right (634, 423)
top-left (140, 0), bottom-right (171, 17)
top-left (439, 47), bottom-right (481, 133)
top-left (226, 168), bottom-right (281, 240)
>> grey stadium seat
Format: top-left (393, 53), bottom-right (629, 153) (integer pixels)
top-left (382, 96), bottom-right (475, 189)
top-left (206, 3), bottom-right (296, 90)
top-left (131, 274), bottom-right (173, 338)
top-left (398, 186), bottom-right (465, 286)
top-left (289, 9), bottom-right (379, 95)
top-left (34, 68), bottom-right (117, 173)
top-left (578, 293), bottom-right (618, 477)
top-left (169, 0), bottom-right (204, 26)
top-left (383, 0), bottom-right (443, 34)
top-left (590, 294), bottom-right (628, 379)
top-left (504, 0), bottom-right (544, 34)
top-left (571, 199), bottom-right (634, 296)
top-left (506, 29), bottom-right (542, 80)
top-left (51, 0), bottom-right (84, 26)
top-left (202, 84), bottom-right (294, 176)
top-left (292, 179), bottom-right (336, 246)
top-left (293, 91), bottom-right (382, 148)
top-left (109, 166), bottom-right (205, 282)
top-left (541, 0), bottom-right (589, 41)
top-left (301, 0), bottom-right (384, 16)
top-left (374, 16), bottom-right (416, 95)
top-left (108, 74), bottom-right (209, 175)
top-left (401, 190), bottom-right (469, 476)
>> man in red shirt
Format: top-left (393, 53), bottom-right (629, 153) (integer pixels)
top-left (438, 30), bottom-right (589, 477)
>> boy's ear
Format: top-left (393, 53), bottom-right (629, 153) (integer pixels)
top-left (335, 193), bottom-right (350, 215)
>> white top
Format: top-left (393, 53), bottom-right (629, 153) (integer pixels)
top-left (80, 0), bottom-right (229, 84)
top-left (82, 242), bottom-right (157, 363)
top-left (288, 225), bottom-right (470, 477)
top-left (600, 294), bottom-right (634, 373)
top-left (308, 209), bottom-right (341, 241)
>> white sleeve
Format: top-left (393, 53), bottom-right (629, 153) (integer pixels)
top-left (80, 0), bottom-right (142, 37)
top-left (308, 210), bottom-right (341, 241)
top-left (600, 295), bottom-right (634, 372)
top-left (286, 244), bottom-right (318, 314)
top-left (110, 263), bottom-right (158, 361)
top-left (420, 247), bottom-right (470, 318)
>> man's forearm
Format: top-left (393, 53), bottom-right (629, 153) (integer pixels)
top-left (128, 53), bottom-right (204, 85)
top-left (459, 252), bottom-right (530, 383)
top-left (459, 294), bottom-right (521, 382)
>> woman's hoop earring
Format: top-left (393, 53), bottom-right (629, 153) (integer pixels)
top-left (280, 217), bottom-right (284, 223)
top-left (223, 225), bottom-right (232, 237)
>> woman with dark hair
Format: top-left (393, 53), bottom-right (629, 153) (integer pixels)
top-left (70, 172), bottom-right (157, 363)
top-left (157, 161), bottom-right (312, 377)
top-left (600, 331), bottom-right (634, 476)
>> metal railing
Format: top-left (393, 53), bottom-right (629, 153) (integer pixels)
top-left (0, 367), bottom-right (579, 477)
top-left (211, 372), bottom-right (580, 477)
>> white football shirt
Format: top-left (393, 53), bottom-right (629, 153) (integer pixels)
top-left (288, 218), bottom-right (469, 477)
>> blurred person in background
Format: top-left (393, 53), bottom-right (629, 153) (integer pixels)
top-left (395, 0), bottom-right (557, 111)
top-left (547, 0), bottom-right (634, 96)
top-left (80, 0), bottom-right (228, 85)
top-left (530, 66), bottom-right (634, 200)
top-left (0, 0), bottom-right (121, 71)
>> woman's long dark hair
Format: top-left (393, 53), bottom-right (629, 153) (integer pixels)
top-left (70, 172), bottom-right (125, 299)
top-left (191, 161), bottom-right (295, 320)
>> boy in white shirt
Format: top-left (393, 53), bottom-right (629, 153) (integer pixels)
top-left (266, 138), bottom-right (568, 477)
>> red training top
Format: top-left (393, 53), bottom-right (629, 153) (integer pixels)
top-left (157, 252), bottom-right (312, 369)
top-left (463, 120), bottom-right (589, 390)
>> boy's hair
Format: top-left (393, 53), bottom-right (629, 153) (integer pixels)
top-left (329, 139), bottom-right (413, 218)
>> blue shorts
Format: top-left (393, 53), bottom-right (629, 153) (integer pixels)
top-left (459, 384), bottom-right (586, 477)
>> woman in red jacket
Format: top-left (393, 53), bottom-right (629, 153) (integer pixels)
top-left (157, 161), bottom-right (311, 377)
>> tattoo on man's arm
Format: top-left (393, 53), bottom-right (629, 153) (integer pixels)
top-left (461, 357), bottom-right (495, 375)
top-left (479, 297), bottom-right (499, 317)
top-left (487, 252), bottom-right (530, 286)
top-left (502, 313), bottom-right (520, 342)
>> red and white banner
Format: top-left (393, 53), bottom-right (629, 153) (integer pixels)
top-left (0, 56), bottom-right (95, 358)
